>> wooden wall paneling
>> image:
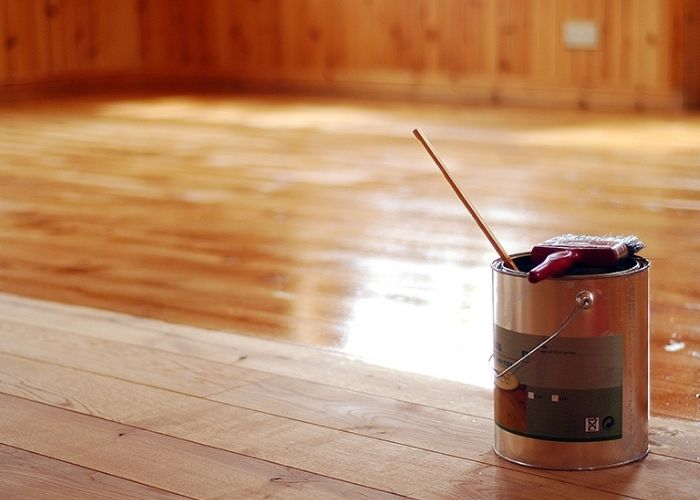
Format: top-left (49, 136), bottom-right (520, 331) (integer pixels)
top-left (590, 0), bottom-right (605, 86)
top-left (419, 0), bottom-right (484, 82)
top-left (440, 0), bottom-right (487, 79)
top-left (417, 0), bottom-right (438, 79)
top-left (361, 0), bottom-right (391, 73)
top-left (206, 0), bottom-right (227, 73)
top-left (358, 0), bottom-right (399, 76)
top-left (430, 0), bottom-right (453, 79)
top-left (206, 0), bottom-right (235, 77)
top-left (252, 0), bottom-right (284, 80)
top-left (209, 0), bottom-right (246, 77)
top-left (338, 0), bottom-right (362, 73)
top-left (324, 0), bottom-right (351, 82)
top-left (636, 0), bottom-right (662, 94)
top-left (327, 0), bottom-right (357, 79)
top-left (4, 0), bottom-right (51, 82)
top-left (348, 0), bottom-right (413, 79)
top-left (0, 1), bottom-right (694, 112)
top-left (207, 0), bottom-right (237, 75)
top-left (174, 0), bottom-right (205, 69)
top-left (90, 0), bottom-right (142, 73)
top-left (237, 0), bottom-right (277, 79)
top-left (496, 0), bottom-right (531, 77)
top-left (394, 0), bottom-right (425, 78)
top-left (169, 0), bottom-right (194, 68)
top-left (669, 0), bottom-right (685, 93)
top-left (618, 0), bottom-right (635, 89)
top-left (482, 0), bottom-right (497, 82)
top-left (653, 0), bottom-right (681, 94)
top-left (628, 0), bottom-right (645, 98)
top-left (683, 0), bottom-right (700, 107)
top-left (139, 0), bottom-right (204, 73)
top-left (189, 0), bottom-right (207, 68)
top-left (552, 0), bottom-right (572, 86)
top-left (45, 0), bottom-right (92, 76)
top-left (530, 0), bottom-right (551, 85)
top-left (572, 0), bottom-right (592, 86)
top-left (350, 0), bottom-right (377, 72)
top-left (137, 0), bottom-right (167, 71)
top-left (602, 0), bottom-right (621, 87)
top-left (0, 0), bottom-right (9, 82)
top-left (587, 0), bottom-right (603, 86)
top-left (277, 0), bottom-right (326, 81)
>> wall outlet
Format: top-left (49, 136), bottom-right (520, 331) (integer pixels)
top-left (563, 20), bottom-right (599, 50)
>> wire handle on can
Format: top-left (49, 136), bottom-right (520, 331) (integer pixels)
top-left (493, 290), bottom-right (595, 383)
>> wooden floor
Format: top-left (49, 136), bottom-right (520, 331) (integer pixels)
top-left (0, 292), bottom-right (698, 499)
top-left (0, 92), bottom-right (698, 424)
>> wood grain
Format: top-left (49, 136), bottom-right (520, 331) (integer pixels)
top-left (0, 443), bottom-right (187, 500)
top-left (1, 297), bottom-right (697, 498)
top-left (1, 0), bottom-right (697, 109)
top-left (0, 319), bottom-right (270, 397)
top-left (0, 394), bottom-right (403, 499)
top-left (0, 94), bottom-right (697, 420)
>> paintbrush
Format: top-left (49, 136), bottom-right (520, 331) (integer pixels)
top-left (412, 128), bottom-right (519, 271)
top-left (527, 234), bottom-right (645, 283)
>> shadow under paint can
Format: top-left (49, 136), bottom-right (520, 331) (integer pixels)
top-left (491, 253), bottom-right (650, 470)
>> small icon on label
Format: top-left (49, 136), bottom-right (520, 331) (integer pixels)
top-left (585, 417), bottom-right (600, 432)
top-left (602, 416), bottom-right (615, 430)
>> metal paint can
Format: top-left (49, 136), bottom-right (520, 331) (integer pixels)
top-left (491, 253), bottom-right (650, 470)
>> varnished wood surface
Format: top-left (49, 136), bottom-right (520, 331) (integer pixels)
top-left (0, 93), bottom-right (698, 422)
top-left (1, 0), bottom-right (697, 110)
top-left (0, 292), bottom-right (698, 498)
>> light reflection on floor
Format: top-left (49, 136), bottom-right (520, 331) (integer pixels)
top-left (343, 257), bottom-right (495, 389)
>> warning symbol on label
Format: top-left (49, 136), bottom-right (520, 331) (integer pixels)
top-left (585, 417), bottom-right (600, 432)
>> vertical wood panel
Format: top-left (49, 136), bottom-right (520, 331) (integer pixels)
top-left (91, 0), bottom-right (141, 73)
top-left (0, 0), bottom-right (9, 81)
top-left (682, 0), bottom-right (700, 107)
top-left (4, 0), bottom-right (51, 82)
top-left (637, 0), bottom-right (660, 92)
top-left (0, 0), bottom-right (692, 109)
top-left (496, 0), bottom-right (530, 77)
top-left (140, 0), bottom-right (200, 72)
top-left (217, 0), bottom-right (283, 79)
top-left (45, 0), bottom-right (93, 75)
top-left (278, 0), bottom-right (328, 78)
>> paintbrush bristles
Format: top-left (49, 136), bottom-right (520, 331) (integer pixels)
top-left (542, 234), bottom-right (645, 253)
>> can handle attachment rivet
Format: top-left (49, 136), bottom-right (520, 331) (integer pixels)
top-left (576, 290), bottom-right (595, 309)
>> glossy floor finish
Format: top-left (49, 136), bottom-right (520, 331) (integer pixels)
top-left (0, 93), bottom-right (698, 420)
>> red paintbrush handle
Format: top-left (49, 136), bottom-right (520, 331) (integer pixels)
top-left (528, 250), bottom-right (576, 283)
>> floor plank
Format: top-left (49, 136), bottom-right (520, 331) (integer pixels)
top-left (0, 94), bottom-right (698, 419)
top-left (0, 355), bottom-right (491, 497)
top-left (0, 316), bottom-right (269, 398)
top-left (0, 305), bottom-right (698, 498)
top-left (0, 292), bottom-right (495, 416)
top-left (0, 394), bottom-right (403, 500)
top-left (0, 443), bottom-right (188, 500)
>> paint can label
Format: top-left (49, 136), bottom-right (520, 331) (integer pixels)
top-left (494, 326), bottom-right (623, 442)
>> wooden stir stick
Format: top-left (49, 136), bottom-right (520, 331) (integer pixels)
top-left (413, 128), bottom-right (519, 271)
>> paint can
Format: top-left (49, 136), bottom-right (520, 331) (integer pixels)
top-left (491, 253), bottom-right (650, 470)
